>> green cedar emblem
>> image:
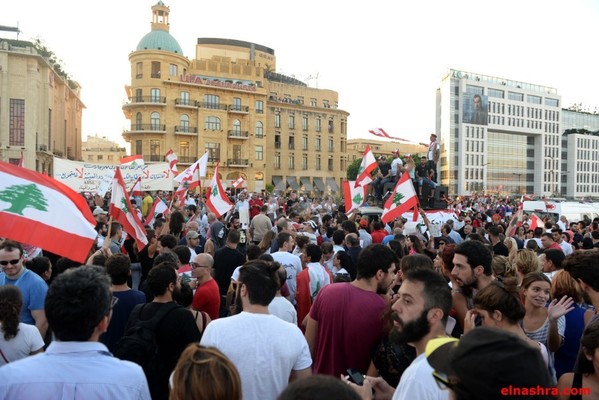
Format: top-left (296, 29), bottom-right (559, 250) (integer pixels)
top-left (392, 192), bottom-right (404, 206)
top-left (120, 197), bottom-right (129, 214)
top-left (212, 185), bottom-right (218, 197)
top-left (0, 184), bottom-right (49, 215)
top-left (352, 193), bottom-right (363, 205)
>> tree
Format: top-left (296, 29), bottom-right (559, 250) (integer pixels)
top-left (346, 158), bottom-right (362, 180)
top-left (0, 184), bottom-right (49, 215)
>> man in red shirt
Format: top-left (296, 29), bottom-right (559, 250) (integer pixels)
top-left (191, 253), bottom-right (221, 320)
top-left (370, 220), bottom-right (388, 244)
top-left (248, 193), bottom-right (264, 221)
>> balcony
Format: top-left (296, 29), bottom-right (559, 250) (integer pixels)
top-left (207, 157), bottom-right (219, 165)
top-left (142, 155), bottom-right (162, 163)
top-left (178, 156), bottom-right (197, 165)
top-left (122, 96), bottom-right (167, 107)
top-left (122, 124), bottom-right (167, 140)
top-left (174, 126), bottom-right (198, 135)
top-left (227, 130), bottom-right (249, 139)
top-left (228, 105), bottom-right (250, 114)
top-left (199, 102), bottom-right (228, 111)
top-left (174, 99), bottom-right (199, 108)
top-left (275, 142), bottom-right (281, 149)
top-left (227, 159), bottom-right (249, 167)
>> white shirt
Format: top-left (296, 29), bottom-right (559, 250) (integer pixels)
top-left (268, 296), bottom-right (298, 325)
top-left (271, 251), bottom-right (303, 305)
top-left (393, 353), bottom-right (448, 400)
top-left (0, 323), bottom-right (44, 366)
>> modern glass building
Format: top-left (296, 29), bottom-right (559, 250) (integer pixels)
top-left (436, 69), bottom-right (561, 197)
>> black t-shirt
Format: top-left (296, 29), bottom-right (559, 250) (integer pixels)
top-left (213, 246), bottom-right (246, 296)
top-left (493, 242), bottom-right (510, 257)
top-left (415, 163), bottom-right (429, 179)
top-left (138, 246), bottom-right (155, 283)
top-left (378, 162), bottom-right (391, 177)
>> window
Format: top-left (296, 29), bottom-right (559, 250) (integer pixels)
top-left (275, 134), bottom-right (281, 149)
top-left (527, 95), bottom-right (542, 105)
top-left (9, 99), bottom-right (25, 146)
top-left (179, 141), bottom-right (189, 159)
top-left (150, 140), bottom-right (161, 160)
top-left (135, 140), bottom-right (142, 155)
top-left (316, 156), bottom-right (321, 170)
top-left (136, 62), bottom-right (143, 79)
top-left (328, 137), bottom-right (334, 152)
top-left (255, 145), bottom-right (263, 161)
top-left (328, 120), bottom-right (334, 134)
top-left (508, 92), bottom-right (524, 101)
top-left (135, 113), bottom-right (142, 130)
top-left (205, 116), bottom-right (221, 130)
top-left (315, 137), bottom-right (321, 151)
top-left (289, 114), bottom-right (295, 130)
top-left (488, 88), bottom-right (504, 99)
top-left (150, 88), bottom-right (161, 102)
top-left (316, 117), bottom-right (321, 132)
top-left (255, 122), bottom-right (264, 138)
top-left (232, 98), bottom-right (241, 111)
top-left (255, 100), bottom-right (264, 114)
top-left (302, 136), bottom-right (308, 150)
top-left (135, 89), bottom-right (142, 102)
top-left (205, 142), bottom-right (220, 162)
top-left (180, 91), bottom-right (190, 106)
top-left (328, 158), bottom-right (334, 171)
top-left (289, 137), bottom-right (295, 150)
top-left (204, 95), bottom-right (220, 109)
top-left (169, 64), bottom-right (177, 77)
top-left (545, 98), bottom-right (559, 107)
top-left (97, 155), bottom-right (103, 161)
top-left (232, 119), bottom-right (241, 133)
top-left (179, 115), bottom-right (189, 132)
top-left (289, 155), bottom-right (295, 169)
top-left (310, 98), bottom-right (317, 107)
top-left (302, 155), bottom-right (308, 170)
top-left (150, 112), bottom-right (161, 130)
top-left (151, 61), bottom-right (160, 78)
top-left (274, 153), bottom-right (281, 169)
top-left (303, 116), bottom-right (308, 131)
top-left (87, 155), bottom-right (94, 161)
top-left (274, 114), bottom-right (281, 128)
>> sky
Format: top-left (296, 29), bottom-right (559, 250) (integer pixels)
top-left (3, 0), bottom-right (599, 151)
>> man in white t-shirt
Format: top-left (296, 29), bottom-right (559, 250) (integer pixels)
top-left (390, 149), bottom-right (404, 182)
top-left (201, 260), bottom-right (311, 400)
top-left (271, 232), bottom-right (303, 305)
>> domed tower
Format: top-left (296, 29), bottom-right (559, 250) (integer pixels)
top-left (123, 1), bottom-right (190, 162)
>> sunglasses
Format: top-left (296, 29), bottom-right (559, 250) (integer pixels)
top-left (0, 259), bottom-right (20, 266)
top-left (191, 262), bottom-right (209, 270)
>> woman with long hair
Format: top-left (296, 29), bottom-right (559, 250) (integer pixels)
top-left (521, 272), bottom-right (574, 384)
top-left (170, 344), bottom-right (241, 400)
top-left (258, 230), bottom-right (276, 255)
top-left (504, 236), bottom-right (518, 264)
top-left (0, 286), bottom-right (44, 365)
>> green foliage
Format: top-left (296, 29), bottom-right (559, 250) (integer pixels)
top-left (346, 158), bottom-right (362, 180)
top-left (32, 37), bottom-right (71, 82)
top-left (264, 183), bottom-right (274, 193)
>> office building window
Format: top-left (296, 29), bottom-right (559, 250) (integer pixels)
top-left (9, 99), bottom-right (25, 146)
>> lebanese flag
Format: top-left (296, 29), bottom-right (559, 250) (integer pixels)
top-left (206, 163), bottom-right (233, 218)
top-left (0, 161), bottom-right (97, 263)
top-left (381, 172), bottom-right (419, 224)
top-left (128, 176), bottom-right (142, 198)
top-left (520, 194), bottom-right (533, 202)
top-left (144, 196), bottom-right (168, 227)
top-left (354, 145), bottom-right (377, 188)
top-left (120, 155), bottom-right (144, 166)
top-left (529, 213), bottom-right (544, 230)
top-left (232, 177), bottom-right (245, 188)
top-left (368, 128), bottom-right (411, 143)
top-left (165, 150), bottom-right (178, 176)
top-left (109, 168), bottom-right (148, 250)
top-left (175, 151), bottom-right (209, 189)
top-left (343, 180), bottom-right (367, 215)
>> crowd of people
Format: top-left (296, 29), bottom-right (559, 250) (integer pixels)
top-left (1, 186), bottom-right (599, 400)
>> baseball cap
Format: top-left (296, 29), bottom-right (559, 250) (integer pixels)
top-left (93, 207), bottom-right (107, 216)
top-left (186, 231), bottom-right (200, 240)
top-left (426, 328), bottom-right (551, 398)
top-left (359, 219), bottom-right (369, 228)
top-left (304, 220), bottom-right (318, 230)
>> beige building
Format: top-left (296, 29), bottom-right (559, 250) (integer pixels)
top-left (347, 139), bottom-right (428, 162)
top-left (122, 1), bottom-right (348, 194)
top-left (82, 134), bottom-right (126, 164)
top-left (0, 37), bottom-right (84, 174)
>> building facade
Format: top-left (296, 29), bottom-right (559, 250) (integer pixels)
top-left (123, 1), bottom-right (348, 194)
top-left (347, 139), bottom-right (427, 163)
top-left (82, 134), bottom-right (126, 165)
top-left (0, 38), bottom-right (84, 174)
top-left (437, 69), bottom-right (561, 197)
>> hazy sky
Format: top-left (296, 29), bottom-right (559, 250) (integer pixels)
top-left (4, 0), bottom-right (599, 150)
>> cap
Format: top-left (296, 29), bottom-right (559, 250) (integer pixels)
top-left (392, 149), bottom-right (399, 154)
top-left (359, 219), bottom-right (369, 228)
top-left (430, 133), bottom-right (437, 137)
top-left (304, 220), bottom-right (318, 230)
top-left (378, 156), bottom-right (386, 161)
top-left (186, 231), bottom-right (200, 240)
top-left (426, 328), bottom-right (551, 398)
top-left (93, 207), bottom-right (107, 216)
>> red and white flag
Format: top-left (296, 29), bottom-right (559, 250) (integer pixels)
top-left (165, 150), bottom-right (178, 176)
top-left (120, 155), bottom-right (144, 166)
top-left (0, 161), bottom-right (97, 263)
top-left (206, 163), bottom-right (233, 219)
top-left (232, 177), bottom-right (245, 188)
top-left (381, 172), bottom-right (419, 224)
top-left (175, 151), bottom-right (209, 189)
top-left (110, 168), bottom-right (148, 250)
top-left (144, 196), bottom-right (169, 227)
top-left (343, 180), bottom-right (368, 215)
top-left (529, 213), bottom-right (544, 231)
top-left (128, 176), bottom-right (142, 198)
top-left (354, 145), bottom-right (377, 188)
top-left (368, 128), bottom-right (411, 143)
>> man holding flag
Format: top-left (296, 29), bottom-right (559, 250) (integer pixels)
top-left (381, 172), bottom-right (419, 225)
top-left (206, 163), bottom-right (233, 219)
top-left (109, 168), bottom-right (148, 251)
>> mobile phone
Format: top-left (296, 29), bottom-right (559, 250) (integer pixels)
top-left (346, 368), bottom-right (364, 386)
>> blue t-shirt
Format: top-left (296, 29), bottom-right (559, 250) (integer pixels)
top-left (0, 269), bottom-right (48, 325)
top-left (100, 289), bottom-right (146, 353)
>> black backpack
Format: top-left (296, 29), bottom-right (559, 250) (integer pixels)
top-left (113, 302), bottom-right (179, 371)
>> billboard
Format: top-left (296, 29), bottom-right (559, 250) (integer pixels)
top-left (463, 93), bottom-right (488, 126)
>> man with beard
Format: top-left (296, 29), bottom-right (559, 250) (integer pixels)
top-left (348, 268), bottom-right (451, 400)
top-left (305, 244), bottom-right (398, 377)
top-left (450, 240), bottom-right (494, 332)
top-left (123, 262), bottom-right (201, 400)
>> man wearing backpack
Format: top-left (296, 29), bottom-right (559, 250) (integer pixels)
top-left (120, 262), bottom-right (201, 400)
top-left (0, 266), bottom-right (151, 399)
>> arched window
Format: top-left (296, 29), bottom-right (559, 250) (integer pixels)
top-left (205, 116), bottom-right (221, 131)
top-left (151, 112), bottom-right (160, 130)
top-left (135, 113), bottom-right (142, 130)
top-left (233, 119), bottom-right (241, 133)
top-left (180, 114), bottom-right (189, 132)
top-left (255, 121), bottom-right (263, 138)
